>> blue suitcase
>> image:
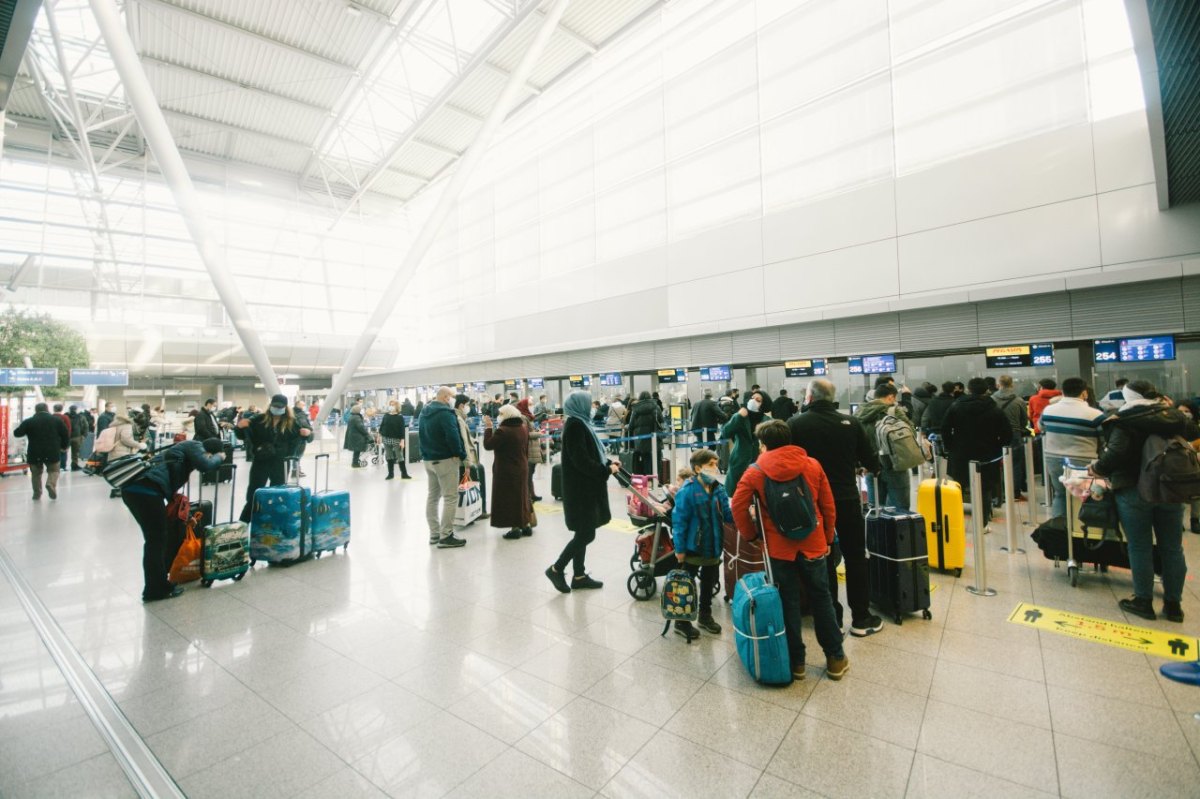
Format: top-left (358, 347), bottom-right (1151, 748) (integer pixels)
top-left (732, 496), bottom-right (793, 686)
top-left (249, 461), bottom-right (312, 565)
top-left (310, 454), bottom-right (350, 556)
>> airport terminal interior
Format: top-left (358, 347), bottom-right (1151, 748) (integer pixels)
top-left (2, 0), bottom-right (1200, 796)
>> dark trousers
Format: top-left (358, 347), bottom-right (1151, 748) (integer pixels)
top-left (828, 497), bottom-right (869, 624)
top-left (682, 561), bottom-right (717, 617)
top-left (632, 451), bottom-right (652, 476)
top-left (770, 553), bottom-right (844, 668)
top-left (554, 526), bottom-right (596, 577)
top-left (351, 449), bottom-right (364, 466)
top-left (1011, 434), bottom-right (1027, 493)
top-left (528, 461), bottom-right (538, 498)
top-left (123, 491), bottom-right (171, 599)
top-left (239, 458), bottom-right (286, 523)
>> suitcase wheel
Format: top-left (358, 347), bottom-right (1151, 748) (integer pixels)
top-left (233, 572), bottom-right (244, 582)
top-left (1068, 565), bottom-right (1078, 587)
top-left (201, 579), bottom-right (213, 588)
top-left (922, 609), bottom-right (932, 620)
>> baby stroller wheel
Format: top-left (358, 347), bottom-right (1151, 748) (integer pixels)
top-left (629, 551), bottom-right (640, 572)
top-left (627, 571), bottom-right (656, 600)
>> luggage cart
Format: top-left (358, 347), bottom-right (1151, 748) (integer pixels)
top-left (1059, 459), bottom-right (1119, 587)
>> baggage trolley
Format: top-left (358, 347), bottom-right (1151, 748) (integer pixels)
top-left (1059, 459), bottom-right (1120, 587)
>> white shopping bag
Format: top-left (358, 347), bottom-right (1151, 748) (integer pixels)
top-left (455, 480), bottom-right (482, 526)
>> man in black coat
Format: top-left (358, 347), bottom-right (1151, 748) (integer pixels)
top-left (96, 402), bottom-right (115, 435)
top-left (921, 382), bottom-right (957, 437)
top-left (942, 378), bottom-right (1011, 522)
top-left (14, 403), bottom-right (70, 500)
top-left (789, 379), bottom-right (883, 636)
top-left (689, 390), bottom-right (727, 444)
top-left (194, 398), bottom-right (221, 441)
top-left (771, 389), bottom-right (797, 421)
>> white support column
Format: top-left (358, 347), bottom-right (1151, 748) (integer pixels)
top-left (87, 0), bottom-right (282, 397)
top-left (316, 0), bottom-right (573, 425)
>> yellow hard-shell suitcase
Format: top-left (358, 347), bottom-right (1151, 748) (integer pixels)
top-left (918, 474), bottom-right (965, 576)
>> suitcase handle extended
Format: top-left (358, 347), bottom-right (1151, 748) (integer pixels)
top-left (205, 461), bottom-right (237, 525)
top-left (751, 496), bottom-right (774, 585)
top-left (314, 453), bottom-right (331, 493)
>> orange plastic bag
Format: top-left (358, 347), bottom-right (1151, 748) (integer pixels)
top-left (169, 512), bottom-right (203, 584)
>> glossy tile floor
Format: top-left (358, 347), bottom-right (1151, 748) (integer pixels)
top-left (2, 450), bottom-right (1200, 798)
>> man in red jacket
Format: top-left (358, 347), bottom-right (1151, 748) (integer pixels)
top-left (732, 420), bottom-right (849, 682)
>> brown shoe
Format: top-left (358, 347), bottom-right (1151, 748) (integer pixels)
top-left (826, 654), bottom-right (850, 681)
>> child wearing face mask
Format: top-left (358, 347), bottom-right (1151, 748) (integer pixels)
top-left (670, 450), bottom-right (733, 641)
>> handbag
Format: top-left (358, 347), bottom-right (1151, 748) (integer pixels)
top-left (1078, 491), bottom-right (1119, 532)
top-left (101, 452), bottom-right (153, 489)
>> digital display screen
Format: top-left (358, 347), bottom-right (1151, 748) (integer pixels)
top-left (1119, 335), bottom-right (1175, 362)
top-left (984, 344), bottom-right (1054, 369)
top-left (784, 359), bottom-right (827, 378)
top-left (599, 372), bottom-right (623, 387)
top-left (472, 382), bottom-right (487, 392)
top-left (1094, 339), bottom-right (1119, 363)
top-left (504, 379), bottom-right (517, 388)
top-left (70, 369), bottom-right (129, 386)
top-left (700, 365), bottom-right (731, 382)
top-left (656, 368), bottom-right (686, 384)
top-left (848, 354), bottom-right (896, 375)
top-left (0, 368), bottom-right (58, 386)
top-left (527, 378), bottom-right (544, 389)
top-left (568, 375), bottom-right (591, 388)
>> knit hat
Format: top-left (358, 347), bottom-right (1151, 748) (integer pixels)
top-left (497, 404), bottom-right (522, 422)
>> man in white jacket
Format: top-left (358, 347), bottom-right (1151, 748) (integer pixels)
top-left (1040, 377), bottom-right (1106, 517)
top-left (1098, 378), bottom-right (1128, 412)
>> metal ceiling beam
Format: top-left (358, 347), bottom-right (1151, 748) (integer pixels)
top-left (132, 0), bottom-right (358, 72)
top-left (412, 136), bottom-right (460, 157)
top-left (445, 102), bottom-right (484, 121)
top-left (317, 0), bottom-right (573, 424)
top-left (139, 56), bottom-right (333, 115)
top-left (91, 0), bottom-right (282, 396)
top-left (159, 108), bottom-right (313, 148)
top-left (479, 60), bottom-right (543, 94)
top-left (329, 0), bottom-right (544, 219)
top-left (535, 9), bottom-right (597, 53)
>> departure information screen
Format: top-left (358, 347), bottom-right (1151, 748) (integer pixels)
top-left (472, 382), bottom-right (487, 392)
top-left (984, 344), bottom-right (1054, 369)
top-left (1120, 335), bottom-right (1175, 362)
top-left (700, 365), bottom-right (731, 381)
top-left (527, 378), bottom-right (544, 389)
top-left (848, 354), bottom-right (896, 375)
top-left (70, 369), bottom-right (129, 386)
top-left (784, 359), bottom-right (827, 377)
top-left (656, 368), bottom-right (686, 383)
top-left (568, 375), bottom-right (591, 388)
top-left (599, 372), bottom-right (623, 387)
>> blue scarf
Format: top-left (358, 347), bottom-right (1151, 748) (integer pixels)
top-left (563, 390), bottom-right (608, 463)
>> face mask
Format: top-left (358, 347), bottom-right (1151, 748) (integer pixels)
top-left (269, 406), bottom-right (285, 416)
top-left (747, 399), bottom-right (760, 412)
top-left (699, 466), bottom-right (720, 484)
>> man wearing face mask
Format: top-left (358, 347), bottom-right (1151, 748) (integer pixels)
top-left (235, 394), bottom-right (311, 523)
top-left (670, 449), bottom-right (734, 640)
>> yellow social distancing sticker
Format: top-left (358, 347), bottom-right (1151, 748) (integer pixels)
top-left (1008, 602), bottom-right (1199, 660)
top-left (533, 502), bottom-right (562, 515)
top-left (603, 519), bottom-right (641, 534)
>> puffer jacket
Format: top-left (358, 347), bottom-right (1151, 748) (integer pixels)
top-left (731, 444), bottom-right (836, 561)
top-left (109, 415), bottom-right (144, 458)
top-left (1092, 401), bottom-right (1198, 490)
top-left (671, 477), bottom-right (733, 559)
top-left (1029, 387), bottom-right (1063, 434)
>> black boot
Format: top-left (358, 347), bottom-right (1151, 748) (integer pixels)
top-left (386, 459), bottom-right (395, 480)
top-left (1191, 517), bottom-right (1200, 535)
top-left (1119, 595), bottom-right (1156, 620)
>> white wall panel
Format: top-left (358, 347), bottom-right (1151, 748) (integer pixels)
top-left (662, 0), bottom-right (755, 81)
top-left (762, 181), bottom-right (897, 264)
top-left (664, 37), bottom-right (758, 159)
top-left (898, 197), bottom-right (1101, 294)
top-left (1091, 111), bottom-right (1155, 194)
top-left (757, 0), bottom-right (890, 121)
top-left (668, 217), bottom-right (763, 285)
top-left (666, 132), bottom-right (761, 239)
top-left (669, 268), bottom-right (763, 327)
top-left (1099, 185), bottom-right (1200, 266)
top-left (595, 172), bottom-right (667, 261)
top-left (888, 0), bottom-right (1015, 59)
top-left (896, 123), bottom-right (1096, 235)
top-left (594, 93), bottom-right (665, 193)
top-left (539, 132), bottom-right (595, 210)
top-left (764, 240), bottom-right (899, 314)
top-left (540, 202), bottom-right (596, 279)
top-left (590, 248), bottom-right (668, 302)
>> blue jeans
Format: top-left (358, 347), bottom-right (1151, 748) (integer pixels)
top-left (1044, 453), bottom-right (1067, 518)
top-left (867, 469), bottom-right (911, 511)
top-left (1114, 487), bottom-right (1186, 602)
top-left (770, 554), bottom-right (845, 667)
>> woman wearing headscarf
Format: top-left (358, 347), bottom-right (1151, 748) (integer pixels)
top-left (546, 391), bottom-right (619, 592)
top-left (484, 404), bottom-right (532, 540)
top-left (235, 394), bottom-right (311, 523)
top-left (721, 389), bottom-right (768, 494)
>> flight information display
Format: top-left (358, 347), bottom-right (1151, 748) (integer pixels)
top-left (568, 375), bottom-right (592, 388)
top-left (1120, 335), bottom-right (1175, 362)
top-left (0, 368), bottom-right (58, 386)
top-left (784, 359), bottom-right (827, 378)
top-left (699, 365), bottom-right (731, 382)
top-left (984, 344), bottom-right (1054, 369)
top-left (847, 354), bottom-right (896, 375)
top-left (656, 368), bottom-right (686, 383)
top-left (472, 382), bottom-right (487, 392)
top-left (527, 378), bottom-right (544, 389)
top-left (599, 372), bottom-right (623, 387)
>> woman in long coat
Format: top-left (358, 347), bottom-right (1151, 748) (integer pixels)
top-left (484, 404), bottom-right (531, 539)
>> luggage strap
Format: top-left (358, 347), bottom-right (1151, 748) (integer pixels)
top-left (865, 550), bottom-right (927, 563)
top-left (731, 623), bottom-right (787, 641)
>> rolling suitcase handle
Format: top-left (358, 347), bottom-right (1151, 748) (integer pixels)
top-left (314, 453), bottom-right (331, 493)
top-left (751, 495), bottom-right (774, 585)
top-left (208, 461), bottom-right (237, 525)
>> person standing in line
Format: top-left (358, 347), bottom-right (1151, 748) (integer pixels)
top-left (790, 378), bottom-right (883, 636)
top-left (194, 398), bottom-right (221, 441)
top-left (721, 389), bottom-right (768, 495)
top-left (516, 398), bottom-right (544, 501)
top-left (105, 409), bottom-right (146, 498)
top-left (689, 389), bottom-right (727, 444)
top-left (121, 438), bottom-right (225, 602)
top-left (625, 391), bottom-right (661, 476)
top-left (1091, 381), bottom-right (1195, 623)
top-left (992, 375), bottom-right (1030, 498)
top-left (292, 399), bottom-right (312, 478)
top-left (1040, 377), bottom-right (1105, 518)
top-left (52, 404), bottom-right (71, 471)
top-left (235, 395), bottom-right (310, 523)
top-left (96, 402), bottom-right (115, 436)
top-left (546, 391), bottom-right (617, 593)
top-left (484, 404), bottom-right (533, 540)
top-left (941, 378), bottom-right (1011, 520)
top-left (1028, 378), bottom-right (1062, 435)
top-left (453, 395), bottom-right (485, 515)
top-left (669, 448), bottom-right (732, 640)
top-left (14, 403), bottom-right (69, 500)
top-left (771, 389), bottom-right (797, 421)
top-left (855, 384), bottom-right (915, 510)
top-left (1098, 378), bottom-right (1129, 412)
top-left (67, 405), bottom-right (90, 471)
top-left (344, 403), bottom-right (371, 468)
top-left (380, 400), bottom-right (412, 480)
top-left (421, 386), bottom-right (468, 548)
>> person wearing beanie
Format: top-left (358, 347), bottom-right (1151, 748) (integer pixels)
top-left (379, 401), bottom-right (412, 480)
top-left (344, 402), bottom-right (372, 468)
top-left (235, 394), bottom-right (311, 523)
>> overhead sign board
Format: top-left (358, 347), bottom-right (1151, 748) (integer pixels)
top-left (70, 369), bottom-right (129, 386)
top-left (784, 359), bottom-right (827, 378)
top-left (656, 368), bottom-right (686, 383)
top-left (984, 344), bottom-right (1054, 369)
top-left (0, 368), bottom-right (58, 386)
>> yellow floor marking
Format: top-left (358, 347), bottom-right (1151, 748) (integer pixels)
top-left (1008, 602), bottom-right (1198, 660)
top-left (533, 502), bottom-right (562, 515)
top-left (603, 519), bottom-right (640, 534)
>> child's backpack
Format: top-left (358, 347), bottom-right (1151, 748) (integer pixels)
top-left (1139, 433), bottom-right (1200, 503)
top-left (660, 568), bottom-right (698, 642)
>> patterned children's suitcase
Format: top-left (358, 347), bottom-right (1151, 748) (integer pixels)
top-left (201, 464), bottom-right (250, 587)
top-left (310, 454), bottom-right (351, 556)
top-left (249, 459), bottom-right (312, 565)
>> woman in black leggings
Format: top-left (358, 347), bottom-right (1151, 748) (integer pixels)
top-left (235, 394), bottom-right (310, 523)
top-left (546, 391), bottom-right (618, 593)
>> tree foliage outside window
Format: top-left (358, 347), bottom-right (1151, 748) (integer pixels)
top-left (0, 307), bottom-right (90, 399)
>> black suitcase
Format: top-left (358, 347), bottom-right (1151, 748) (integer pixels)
top-left (407, 430), bottom-right (422, 463)
top-left (469, 462), bottom-right (488, 510)
top-left (201, 442), bottom-right (234, 485)
top-left (551, 463), bottom-right (563, 500)
top-left (866, 508), bottom-right (933, 625)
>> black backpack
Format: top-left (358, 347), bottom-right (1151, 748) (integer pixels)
top-left (1139, 433), bottom-right (1200, 503)
top-left (750, 464), bottom-right (818, 541)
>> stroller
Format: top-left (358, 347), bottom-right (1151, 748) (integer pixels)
top-left (616, 467), bottom-right (675, 600)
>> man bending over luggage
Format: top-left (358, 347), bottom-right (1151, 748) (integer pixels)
top-left (732, 420), bottom-right (849, 681)
top-left (670, 448), bottom-right (733, 641)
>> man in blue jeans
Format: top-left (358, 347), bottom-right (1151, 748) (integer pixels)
top-left (732, 420), bottom-right (849, 681)
top-left (855, 384), bottom-right (913, 509)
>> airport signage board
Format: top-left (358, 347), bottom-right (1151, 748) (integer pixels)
top-left (1094, 336), bottom-right (1176, 363)
top-left (70, 369), bottom-right (130, 386)
top-left (656, 368), bottom-right (686, 383)
top-left (568, 375), bottom-right (591, 388)
top-left (527, 378), bottom-right (545, 389)
top-left (0, 368), bottom-right (58, 386)
top-left (847, 354), bottom-right (896, 375)
top-left (699, 365), bottom-right (731, 382)
top-left (472, 382), bottom-right (487, 392)
top-left (784, 359), bottom-right (827, 378)
top-left (599, 372), bottom-right (623, 387)
top-left (984, 344), bottom-right (1054, 369)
